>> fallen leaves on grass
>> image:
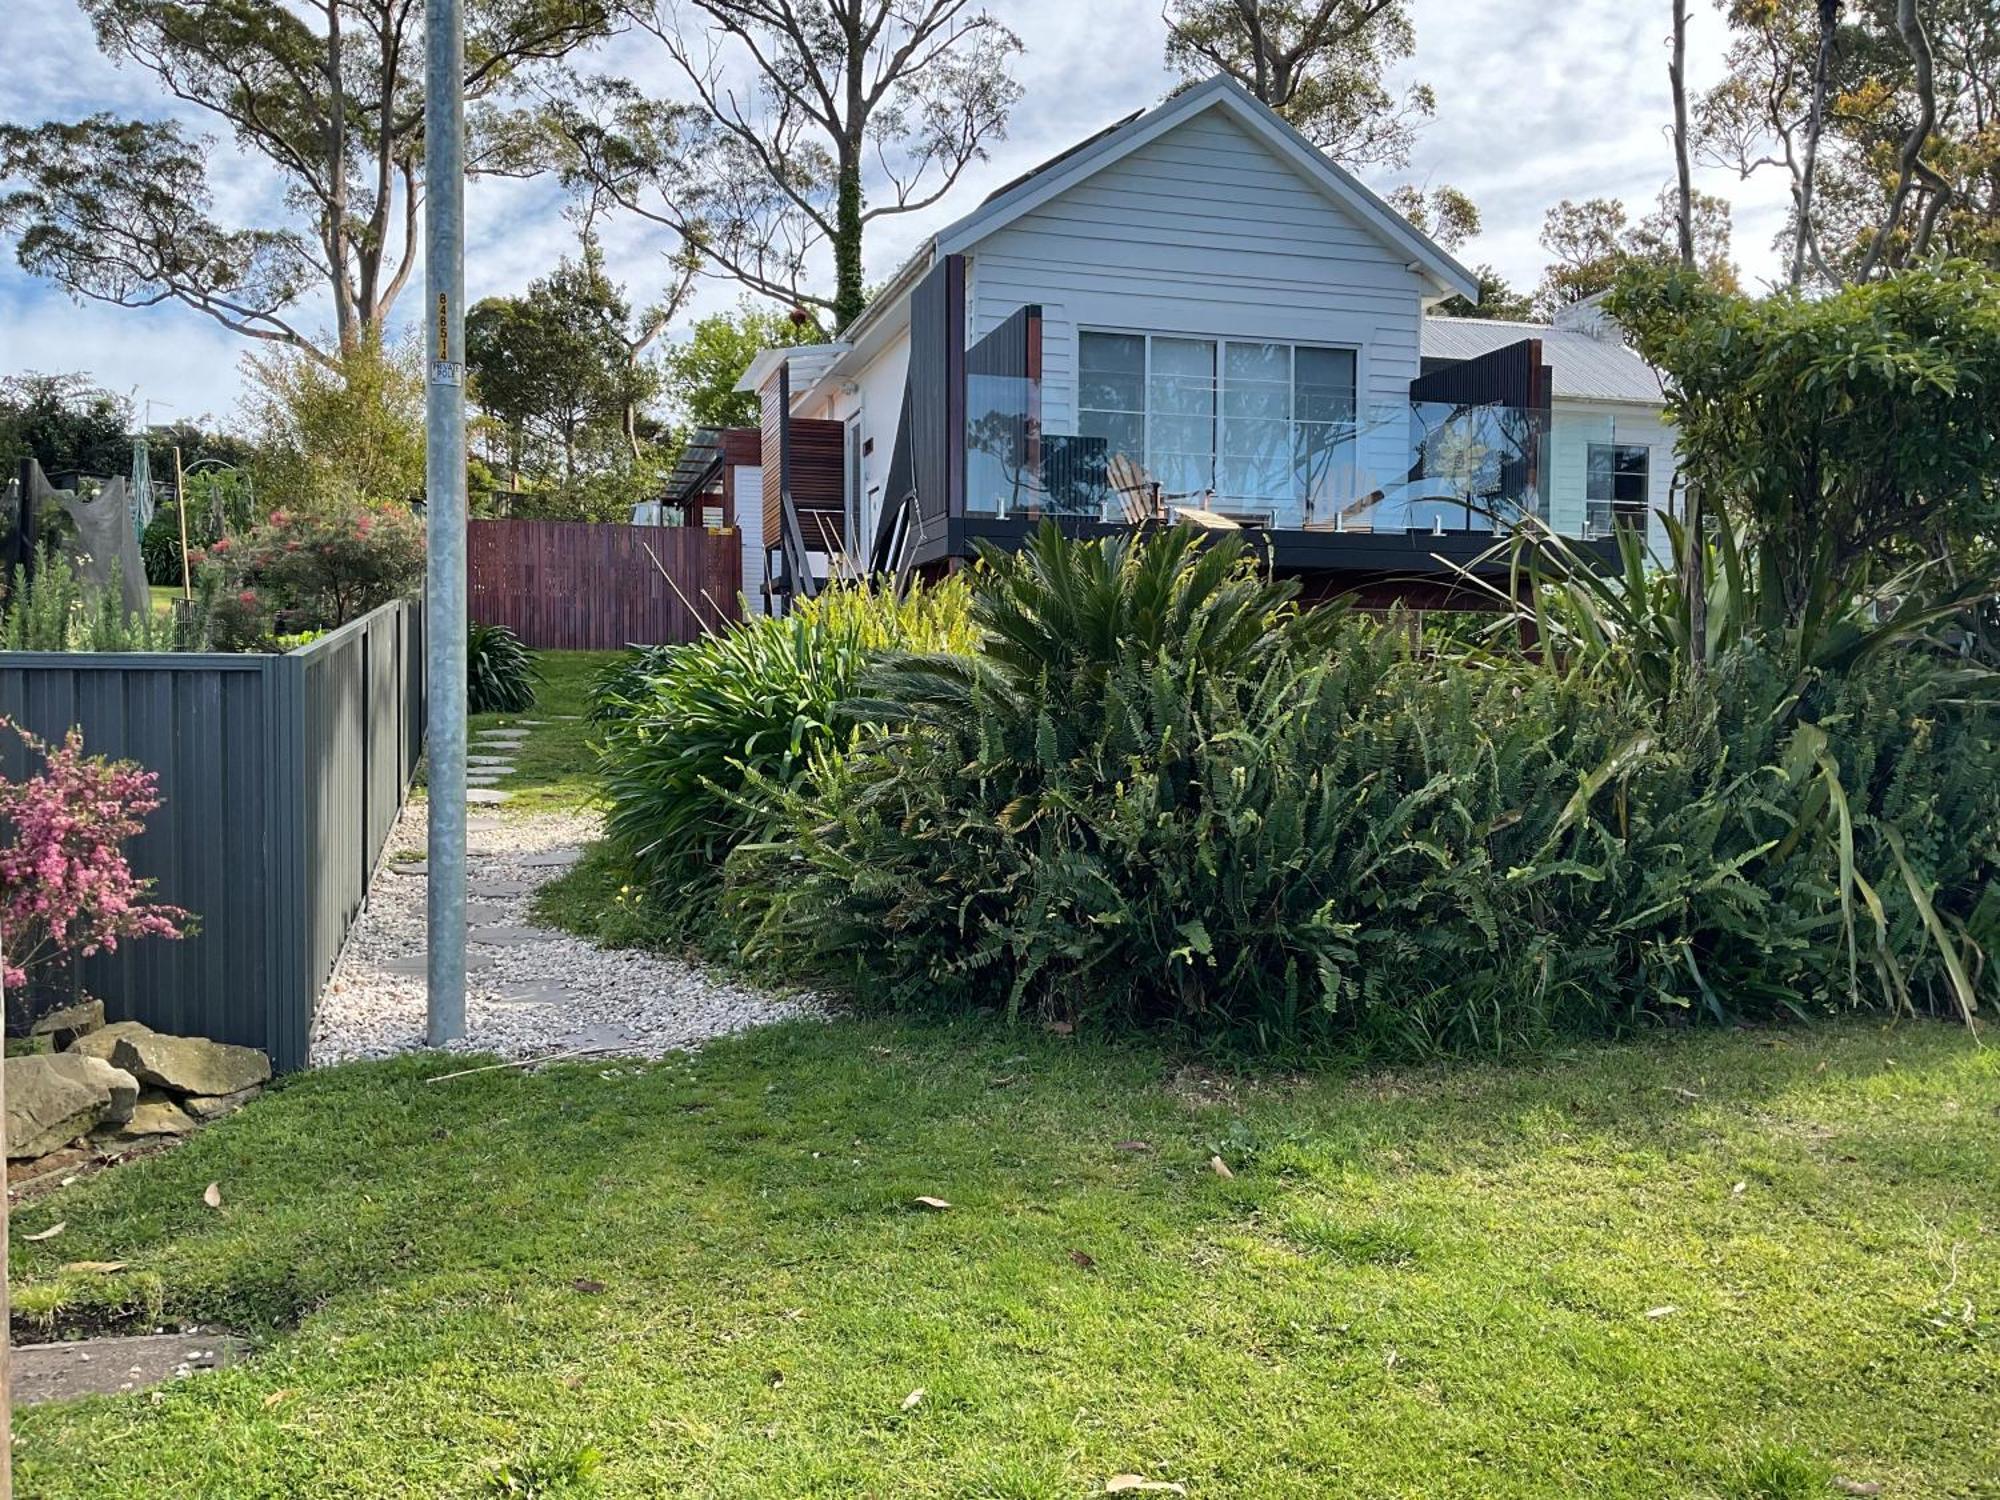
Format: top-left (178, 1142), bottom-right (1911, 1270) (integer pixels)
top-left (262, 1389), bottom-right (294, 1410)
top-left (1068, 1250), bottom-right (1097, 1270)
top-left (1105, 1477), bottom-right (1187, 1494)
top-left (1209, 1155), bottom-right (1235, 1180)
top-left (1114, 1140), bottom-right (1153, 1153)
top-left (900, 1389), bottom-right (925, 1411)
top-left (202, 1182), bottom-right (222, 1209)
top-left (912, 1196), bottom-right (951, 1211)
top-left (23, 1222), bottom-right (65, 1242)
top-left (1644, 1306), bottom-right (1678, 1319)
top-left (1833, 1482), bottom-right (1883, 1497)
top-left (571, 1278), bottom-right (607, 1295)
top-left (59, 1260), bottom-right (127, 1274)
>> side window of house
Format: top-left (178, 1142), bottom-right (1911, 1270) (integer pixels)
top-left (1586, 443), bottom-right (1650, 536)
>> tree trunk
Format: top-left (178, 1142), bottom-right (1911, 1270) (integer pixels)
top-left (1792, 0), bottom-right (1839, 288)
top-left (1670, 0), bottom-right (1696, 267)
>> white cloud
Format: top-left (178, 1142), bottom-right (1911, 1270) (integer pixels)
top-left (1, 0), bottom-right (1794, 420)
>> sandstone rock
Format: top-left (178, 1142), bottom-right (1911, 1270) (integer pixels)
top-left (29, 998), bottom-right (106, 1050)
top-left (183, 1086), bottom-right (263, 1123)
top-left (66, 1021), bottom-right (155, 1063)
top-left (110, 1032), bottom-right (270, 1098)
top-left (5, 1054), bottom-right (141, 1159)
top-left (97, 1091), bottom-right (200, 1140)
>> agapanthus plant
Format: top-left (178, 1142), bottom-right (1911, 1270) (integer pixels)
top-left (0, 720), bottom-right (189, 1010)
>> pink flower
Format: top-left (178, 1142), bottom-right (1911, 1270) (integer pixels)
top-left (0, 721), bottom-right (188, 999)
top-left (237, 590), bottom-right (259, 608)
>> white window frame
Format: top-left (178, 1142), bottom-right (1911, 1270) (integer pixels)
top-left (1584, 441), bottom-right (1651, 538)
top-left (1075, 328), bottom-right (1361, 521)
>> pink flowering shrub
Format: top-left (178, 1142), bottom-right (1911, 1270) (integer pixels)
top-left (0, 720), bottom-right (189, 1016)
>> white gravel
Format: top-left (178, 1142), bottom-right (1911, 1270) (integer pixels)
top-left (310, 801), bottom-right (823, 1066)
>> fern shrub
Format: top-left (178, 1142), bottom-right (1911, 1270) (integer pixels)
top-left (468, 623), bottom-right (538, 713)
top-left (720, 524), bottom-right (1999, 1057)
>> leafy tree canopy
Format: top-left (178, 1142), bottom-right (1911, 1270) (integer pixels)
top-left (1699, 0), bottom-right (1997, 285)
top-left (0, 0), bottom-right (612, 368)
top-left (1535, 189), bottom-right (1737, 319)
top-left (0, 374), bottom-right (133, 477)
top-left (660, 300), bottom-right (821, 439)
top-left (467, 241), bottom-right (672, 498)
top-left (1164, 0), bottom-right (1433, 167)
top-left (1610, 259), bottom-right (2000, 626)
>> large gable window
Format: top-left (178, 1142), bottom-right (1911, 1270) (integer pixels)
top-left (1077, 331), bottom-right (1355, 524)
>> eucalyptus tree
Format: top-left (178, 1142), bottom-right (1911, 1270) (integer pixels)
top-left (1698, 0), bottom-right (1994, 284)
top-left (539, 0), bottom-right (1023, 331)
top-left (1162, 0), bottom-right (1433, 166)
top-left (0, 0), bottom-right (613, 370)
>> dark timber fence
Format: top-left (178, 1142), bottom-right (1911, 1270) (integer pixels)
top-left (467, 519), bottom-right (741, 649)
top-left (0, 596), bottom-right (424, 1071)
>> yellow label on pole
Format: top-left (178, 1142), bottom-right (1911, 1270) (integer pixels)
top-left (437, 292), bottom-right (450, 358)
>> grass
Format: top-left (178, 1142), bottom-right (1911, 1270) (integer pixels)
top-left (445, 648), bottom-right (619, 815)
top-left (9, 1016), bottom-right (1997, 1498)
top-left (148, 582), bottom-right (181, 616)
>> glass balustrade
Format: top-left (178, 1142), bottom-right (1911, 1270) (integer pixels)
top-left (963, 374), bottom-right (1577, 536)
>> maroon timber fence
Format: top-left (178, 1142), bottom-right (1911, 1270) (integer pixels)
top-left (467, 520), bottom-right (742, 650)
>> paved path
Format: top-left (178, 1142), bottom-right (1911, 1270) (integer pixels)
top-left (310, 718), bottom-right (820, 1065)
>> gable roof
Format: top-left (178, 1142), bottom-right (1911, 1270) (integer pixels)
top-left (1421, 317), bottom-right (1666, 406)
top-left (932, 75), bottom-right (1480, 302)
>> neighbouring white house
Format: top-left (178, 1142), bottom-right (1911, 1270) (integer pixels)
top-left (665, 74), bottom-right (1680, 612)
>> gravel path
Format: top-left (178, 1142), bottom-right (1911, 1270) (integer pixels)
top-left (310, 799), bottom-right (823, 1066)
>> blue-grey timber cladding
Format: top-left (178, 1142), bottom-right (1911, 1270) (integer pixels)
top-left (0, 597), bottom-right (424, 1071)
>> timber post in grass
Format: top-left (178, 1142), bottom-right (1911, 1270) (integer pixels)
top-left (424, 0), bottom-right (469, 1047)
top-left (1, 964), bottom-right (12, 1498)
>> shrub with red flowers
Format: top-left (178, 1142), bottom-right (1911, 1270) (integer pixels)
top-left (194, 504), bottom-right (424, 636)
top-left (0, 720), bottom-right (189, 1025)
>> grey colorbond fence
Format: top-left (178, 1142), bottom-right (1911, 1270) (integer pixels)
top-left (0, 597), bottom-right (424, 1071)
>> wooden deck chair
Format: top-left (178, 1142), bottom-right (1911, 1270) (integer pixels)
top-left (1106, 453), bottom-right (1165, 524)
top-left (1301, 490), bottom-right (1385, 533)
top-left (1173, 505), bottom-right (1241, 531)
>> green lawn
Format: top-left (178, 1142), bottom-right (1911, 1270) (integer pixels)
top-left (450, 648), bottom-right (619, 814)
top-left (10, 1017), bottom-right (1996, 1498)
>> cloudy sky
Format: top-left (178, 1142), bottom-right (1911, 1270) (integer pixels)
top-left (0, 0), bottom-right (1793, 427)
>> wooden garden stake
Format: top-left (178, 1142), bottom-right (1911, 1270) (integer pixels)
top-left (1, 958), bottom-right (14, 1498)
top-left (173, 446), bottom-right (193, 603)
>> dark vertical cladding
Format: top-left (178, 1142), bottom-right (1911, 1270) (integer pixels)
top-left (874, 254), bottom-right (968, 574)
top-left (1409, 336), bottom-right (1550, 409)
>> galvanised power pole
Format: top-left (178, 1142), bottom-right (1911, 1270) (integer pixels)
top-left (424, 0), bottom-right (468, 1046)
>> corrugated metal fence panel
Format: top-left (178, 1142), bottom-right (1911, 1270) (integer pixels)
top-left (0, 651), bottom-right (283, 1054)
top-left (466, 519), bottom-right (742, 649)
top-left (0, 596), bottom-right (424, 1072)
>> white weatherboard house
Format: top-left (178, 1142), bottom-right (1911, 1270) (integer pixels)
top-left (667, 75), bottom-right (1678, 610)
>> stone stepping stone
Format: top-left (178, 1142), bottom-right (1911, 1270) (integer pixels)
top-left (380, 951), bottom-right (496, 976)
top-left (515, 848), bottom-right (583, 869)
top-left (469, 879), bottom-right (537, 899)
top-left (475, 731), bottom-right (530, 743)
top-left (470, 924), bottom-right (562, 948)
top-left (13, 1333), bottom-right (254, 1406)
top-left (466, 816), bottom-right (505, 832)
top-left (467, 755), bottom-right (513, 768)
top-left (389, 857), bottom-right (427, 875)
top-left (466, 902), bottom-right (508, 925)
top-left (466, 774), bottom-right (506, 788)
top-left (485, 979), bottom-right (576, 1007)
top-left (466, 788), bottom-right (512, 804)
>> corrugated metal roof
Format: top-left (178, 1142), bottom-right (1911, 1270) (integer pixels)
top-left (1421, 317), bottom-right (1665, 405)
